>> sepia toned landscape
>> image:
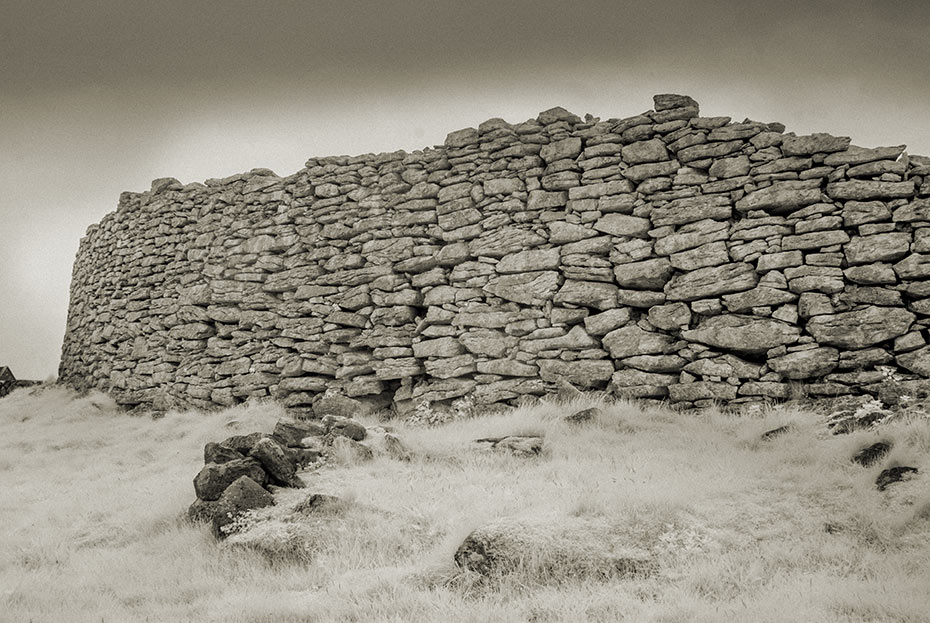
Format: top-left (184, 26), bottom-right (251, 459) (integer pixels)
top-left (4, 2), bottom-right (930, 622)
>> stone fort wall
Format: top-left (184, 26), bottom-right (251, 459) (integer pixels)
top-left (60, 94), bottom-right (930, 413)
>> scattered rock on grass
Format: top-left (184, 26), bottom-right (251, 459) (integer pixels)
top-left (760, 425), bottom-right (791, 441)
top-left (852, 441), bottom-right (892, 467)
top-left (293, 493), bottom-right (347, 515)
top-left (474, 435), bottom-right (545, 457)
top-left (565, 407), bottom-right (601, 424)
top-left (876, 466), bottom-right (918, 491)
top-left (454, 516), bottom-right (652, 580)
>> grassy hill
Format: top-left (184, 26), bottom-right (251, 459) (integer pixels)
top-left (1, 385), bottom-right (929, 622)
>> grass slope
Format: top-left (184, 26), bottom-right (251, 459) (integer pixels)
top-left (1, 385), bottom-right (929, 622)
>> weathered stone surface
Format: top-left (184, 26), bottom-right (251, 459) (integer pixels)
top-left (668, 382), bottom-right (737, 402)
top-left (781, 133), bottom-right (850, 155)
top-left (735, 184), bottom-right (821, 213)
top-left (208, 476), bottom-right (275, 538)
top-left (654, 219), bottom-right (728, 255)
top-left (682, 315), bottom-right (799, 354)
top-left (665, 263), bottom-right (758, 302)
top-left (722, 287), bottom-right (797, 312)
top-left (613, 258), bottom-right (673, 290)
top-left (768, 347), bottom-right (838, 379)
top-left (554, 280), bottom-right (618, 310)
top-left (894, 254), bottom-right (930, 280)
top-left (413, 337), bottom-right (464, 358)
top-left (593, 214), bottom-right (651, 237)
top-left (60, 95), bottom-right (930, 414)
top-left (622, 138), bottom-right (668, 164)
top-left (843, 201), bottom-right (891, 226)
top-left (781, 230), bottom-right (850, 251)
top-left (484, 271), bottom-right (561, 306)
top-left (611, 369), bottom-right (678, 388)
top-left (650, 195), bottom-right (731, 227)
top-left (844, 233), bottom-right (911, 265)
top-left (537, 359), bottom-right (615, 387)
top-left (603, 325), bottom-right (674, 358)
top-left (454, 515), bottom-right (651, 578)
top-left (583, 308), bottom-right (632, 336)
top-left (896, 345), bottom-right (930, 377)
top-left (250, 437), bottom-right (305, 488)
top-left (496, 248), bottom-right (560, 273)
top-left (193, 458), bottom-right (267, 502)
top-left (623, 160), bottom-right (680, 182)
top-left (322, 414), bottom-right (367, 441)
top-left (823, 145), bottom-right (905, 166)
top-left (826, 181), bottom-right (915, 201)
top-left (806, 306), bottom-right (915, 349)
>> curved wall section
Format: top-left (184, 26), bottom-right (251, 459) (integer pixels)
top-left (60, 94), bottom-right (930, 411)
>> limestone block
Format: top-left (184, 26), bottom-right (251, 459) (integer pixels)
top-left (537, 359), bottom-right (614, 388)
top-left (613, 258), bottom-right (674, 290)
top-left (665, 263), bottom-right (757, 302)
top-left (806, 306), bottom-right (915, 349)
top-left (682, 315), bottom-right (799, 354)
top-left (602, 325), bottom-right (675, 358)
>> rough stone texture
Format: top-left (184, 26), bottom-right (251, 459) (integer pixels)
top-left (806, 307), bottom-right (915, 350)
top-left (59, 95), bottom-right (930, 410)
top-left (193, 458), bottom-right (268, 502)
top-left (454, 515), bottom-right (652, 579)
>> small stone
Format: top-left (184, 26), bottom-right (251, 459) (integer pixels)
top-left (875, 466), bottom-right (918, 491)
top-left (565, 407), bottom-right (601, 424)
top-left (852, 442), bottom-right (892, 467)
top-left (761, 425), bottom-right (791, 441)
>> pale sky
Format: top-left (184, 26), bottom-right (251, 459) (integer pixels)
top-left (2, 0), bottom-right (929, 380)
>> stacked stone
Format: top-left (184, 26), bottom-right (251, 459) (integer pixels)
top-left (60, 94), bottom-right (930, 412)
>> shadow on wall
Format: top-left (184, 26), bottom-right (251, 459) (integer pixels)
top-left (58, 94), bottom-right (930, 414)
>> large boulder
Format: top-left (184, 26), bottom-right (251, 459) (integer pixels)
top-left (454, 515), bottom-right (652, 579)
top-left (806, 306), bottom-right (915, 349)
top-left (250, 437), bottom-right (305, 488)
top-left (193, 458), bottom-right (268, 501)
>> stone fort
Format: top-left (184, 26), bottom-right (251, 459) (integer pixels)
top-left (59, 94), bottom-right (930, 413)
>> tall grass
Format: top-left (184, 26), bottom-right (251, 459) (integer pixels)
top-left (1, 385), bottom-right (928, 622)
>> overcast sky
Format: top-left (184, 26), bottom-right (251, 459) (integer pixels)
top-left (2, 0), bottom-right (929, 380)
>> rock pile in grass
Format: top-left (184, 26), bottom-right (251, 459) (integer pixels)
top-left (61, 93), bottom-right (930, 414)
top-left (188, 414), bottom-right (385, 538)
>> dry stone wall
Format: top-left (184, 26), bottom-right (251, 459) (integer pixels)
top-left (60, 94), bottom-right (930, 412)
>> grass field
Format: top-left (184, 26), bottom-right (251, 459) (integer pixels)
top-left (1, 384), bottom-right (929, 622)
